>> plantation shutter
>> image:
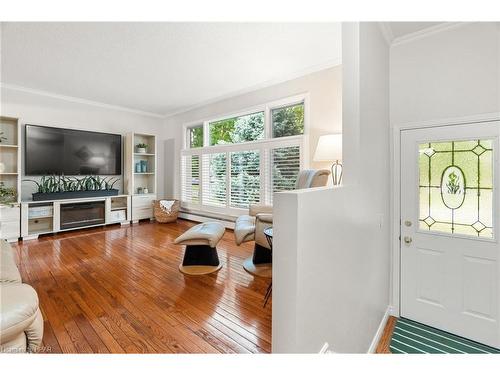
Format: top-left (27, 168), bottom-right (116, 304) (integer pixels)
top-left (267, 145), bottom-right (301, 204)
top-left (181, 155), bottom-right (201, 204)
top-left (202, 153), bottom-right (227, 207)
top-left (229, 150), bottom-right (261, 208)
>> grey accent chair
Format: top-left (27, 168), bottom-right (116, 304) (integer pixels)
top-left (234, 169), bottom-right (330, 277)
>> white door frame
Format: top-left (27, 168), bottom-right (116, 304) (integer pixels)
top-left (390, 112), bottom-right (500, 317)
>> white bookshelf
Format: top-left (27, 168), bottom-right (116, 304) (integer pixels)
top-left (125, 132), bottom-right (157, 222)
top-left (0, 116), bottom-right (21, 242)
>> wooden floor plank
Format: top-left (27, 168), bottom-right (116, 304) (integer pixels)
top-left (11, 220), bottom-right (272, 353)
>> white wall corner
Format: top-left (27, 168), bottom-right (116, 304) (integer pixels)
top-left (367, 306), bottom-right (391, 353)
top-left (378, 23), bottom-right (395, 46)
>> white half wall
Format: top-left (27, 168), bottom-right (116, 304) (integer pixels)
top-left (161, 66), bottom-right (342, 200)
top-left (272, 22), bottom-right (390, 353)
top-left (1, 87), bottom-right (165, 199)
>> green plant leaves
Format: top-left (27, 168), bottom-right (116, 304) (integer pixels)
top-left (23, 175), bottom-right (120, 194)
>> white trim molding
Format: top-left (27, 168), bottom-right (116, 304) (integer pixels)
top-left (391, 22), bottom-right (470, 47)
top-left (367, 306), bottom-right (391, 353)
top-left (1, 82), bottom-right (167, 119)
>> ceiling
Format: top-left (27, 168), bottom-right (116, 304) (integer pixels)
top-left (1, 22), bottom-right (342, 116)
top-left (385, 22), bottom-right (445, 40)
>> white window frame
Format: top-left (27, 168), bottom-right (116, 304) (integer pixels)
top-left (180, 93), bottom-right (309, 216)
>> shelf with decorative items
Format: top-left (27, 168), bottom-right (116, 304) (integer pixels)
top-left (125, 132), bottom-right (157, 223)
top-left (0, 116), bottom-right (21, 242)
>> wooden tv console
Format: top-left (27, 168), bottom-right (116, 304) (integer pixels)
top-left (20, 195), bottom-right (131, 240)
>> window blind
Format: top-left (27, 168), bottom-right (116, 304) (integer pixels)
top-left (230, 150), bottom-right (261, 208)
top-left (181, 155), bottom-right (201, 204)
top-left (269, 145), bottom-right (301, 203)
top-left (202, 153), bottom-right (227, 207)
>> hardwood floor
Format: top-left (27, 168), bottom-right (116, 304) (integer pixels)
top-left (12, 219), bottom-right (272, 353)
top-left (375, 316), bottom-right (397, 354)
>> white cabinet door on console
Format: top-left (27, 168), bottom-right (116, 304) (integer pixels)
top-left (0, 204), bottom-right (20, 242)
top-left (132, 195), bottom-right (155, 222)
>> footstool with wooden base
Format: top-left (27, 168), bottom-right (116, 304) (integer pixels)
top-left (174, 222), bottom-right (225, 275)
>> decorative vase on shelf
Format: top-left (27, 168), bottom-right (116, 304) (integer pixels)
top-left (135, 162), bottom-right (141, 173)
top-left (143, 187), bottom-right (149, 194)
top-left (136, 145), bottom-right (147, 153)
top-left (141, 160), bottom-right (147, 173)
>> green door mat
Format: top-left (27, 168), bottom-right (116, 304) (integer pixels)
top-left (390, 318), bottom-right (500, 354)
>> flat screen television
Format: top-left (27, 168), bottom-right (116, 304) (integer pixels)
top-left (25, 125), bottom-right (122, 175)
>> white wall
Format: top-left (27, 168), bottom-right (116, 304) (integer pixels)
top-left (389, 22), bottom-right (500, 310)
top-left (161, 66), bottom-right (342, 199)
top-left (272, 22), bottom-right (390, 353)
top-left (1, 88), bottom-right (165, 200)
top-left (391, 22), bottom-right (500, 125)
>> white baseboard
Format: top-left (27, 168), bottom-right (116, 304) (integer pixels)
top-left (367, 306), bottom-right (391, 353)
top-left (178, 212), bottom-right (235, 229)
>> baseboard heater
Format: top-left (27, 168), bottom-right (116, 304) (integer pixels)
top-left (60, 201), bottom-right (106, 230)
top-left (178, 209), bottom-right (236, 229)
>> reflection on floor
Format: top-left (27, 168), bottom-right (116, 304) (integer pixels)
top-left (12, 219), bottom-right (272, 353)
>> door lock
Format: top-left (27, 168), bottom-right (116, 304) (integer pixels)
top-left (404, 220), bottom-right (412, 227)
top-left (403, 236), bottom-right (412, 244)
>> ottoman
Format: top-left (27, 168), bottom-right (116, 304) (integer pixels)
top-left (174, 222), bottom-right (225, 275)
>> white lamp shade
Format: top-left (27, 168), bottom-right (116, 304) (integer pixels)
top-left (313, 134), bottom-right (342, 161)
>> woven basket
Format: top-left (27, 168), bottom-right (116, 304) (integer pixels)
top-left (153, 199), bottom-right (180, 223)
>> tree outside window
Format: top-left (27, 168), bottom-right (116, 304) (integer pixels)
top-left (272, 102), bottom-right (304, 138)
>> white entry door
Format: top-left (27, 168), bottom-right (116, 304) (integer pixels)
top-left (401, 122), bottom-right (500, 348)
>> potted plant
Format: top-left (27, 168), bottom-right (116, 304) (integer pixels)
top-left (23, 175), bottom-right (121, 201)
top-left (136, 143), bottom-right (148, 153)
top-left (0, 182), bottom-right (16, 204)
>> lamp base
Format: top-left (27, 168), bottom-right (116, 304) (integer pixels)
top-left (331, 160), bottom-right (343, 186)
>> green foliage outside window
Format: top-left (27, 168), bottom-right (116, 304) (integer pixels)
top-left (272, 103), bottom-right (304, 138)
top-left (189, 126), bottom-right (203, 148)
top-left (209, 112), bottom-right (264, 146)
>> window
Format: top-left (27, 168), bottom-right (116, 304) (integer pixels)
top-left (272, 102), bottom-right (304, 138)
top-left (419, 139), bottom-right (493, 238)
top-left (181, 95), bottom-right (307, 212)
top-left (188, 125), bottom-right (203, 148)
top-left (271, 146), bottom-right (301, 193)
top-left (230, 150), bottom-right (260, 208)
top-left (203, 153), bottom-right (227, 207)
top-left (209, 112), bottom-right (264, 146)
top-left (181, 155), bottom-right (200, 203)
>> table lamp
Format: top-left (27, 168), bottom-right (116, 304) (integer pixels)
top-left (313, 134), bottom-right (343, 185)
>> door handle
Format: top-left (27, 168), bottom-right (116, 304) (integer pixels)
top-left (403, 236), bottom-right (412, 245)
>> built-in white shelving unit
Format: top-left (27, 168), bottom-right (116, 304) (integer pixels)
top-left (125, 132), bottom-right (157, 222)
top-left (0, 116), bottom-right (21, 242)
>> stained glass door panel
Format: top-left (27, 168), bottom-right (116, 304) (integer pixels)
top-left (418, 139), bottom-right (493, 238)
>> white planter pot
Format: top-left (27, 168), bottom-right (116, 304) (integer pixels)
top-left (136, 147), bottom-right (147, 153)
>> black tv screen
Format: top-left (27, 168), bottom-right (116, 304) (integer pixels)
top-left (25, 125), bottom-right (122, 175)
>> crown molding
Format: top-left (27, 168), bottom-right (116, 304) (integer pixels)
top-left (163, 57), bottom-right (342, 118)
top-left (0, 83), bottom-right (165, 119)
top-left (391, 22), bottom-right (470, 47)
top-left (378, 22), bottom-right (395, 46)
